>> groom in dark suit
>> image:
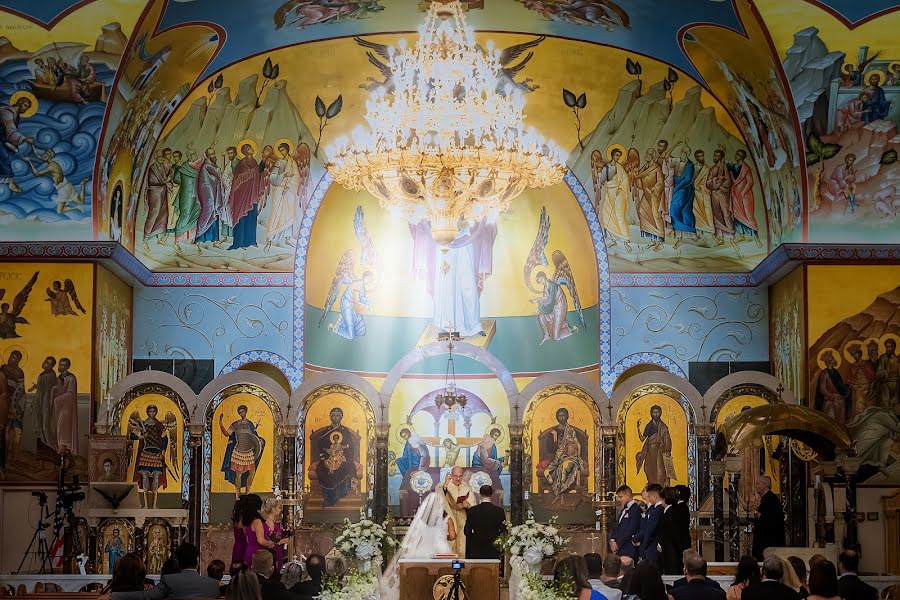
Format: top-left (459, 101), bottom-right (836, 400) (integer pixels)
top-left (464, 485), bottom-right (507, 560)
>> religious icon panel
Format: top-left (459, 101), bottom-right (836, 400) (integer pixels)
top-left (524, 385), bottom-right (600, 523)
top-left (211, 392), bottom-right (274, 494)
top-left (620, 391), bottom-right (690, 495)
top-left (120, 392), bottom-right (185, 505)
top-left (97, 518), bottom-right (134, 575)
top-left (302, 386), bottom-right (373, 521)
top-left (143, 519), bottom-right (171, 575)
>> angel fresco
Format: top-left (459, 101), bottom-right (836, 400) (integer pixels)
top-left (353, 34), bottom-right (545, 96)
top-left (274, 0), bottom-right (385, 30)
top-left (0, 272), bottom-right (39, 339)
top-left (129, 405), bottom-right (179, 508)
top-left (45, 279), bottom-right (87, 316)
top-left (517, 0), bottom-right (630, 31)
top-left (319, 206), bottom-right (378, 340)
top-left (524, 208), bottom-right (584, 344)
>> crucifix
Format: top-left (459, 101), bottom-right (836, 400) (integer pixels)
top-left (420, 416), bottom-right (483, 468)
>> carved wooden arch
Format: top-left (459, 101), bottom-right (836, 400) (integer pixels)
top-left (197, 370), bottom-right (289, 429)
top-left (518, 371), bottom-right (609, 424)
top-left (291, 371), bottom-right (383, 426)
top-left (104, 370), bottom-right (196, 431)
top-left (615, 381), bottom-right (699, 505)
top-left (380, 340), bottom-right (518, 423)
top-left (296, 382), bottom-right (378, 507)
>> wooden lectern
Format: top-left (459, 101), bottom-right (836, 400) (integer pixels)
top-left (399, 558), bottom-right (500, 600)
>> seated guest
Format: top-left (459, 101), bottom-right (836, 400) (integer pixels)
top-left (786, 557), bottom-right (807, 599)
top-left (555, 555), bottom-right (605, 600)
top-left (672, 551), bottom-right (723, 591)
top-left (618, 556), bottom-right (635, 590)
top-left (837, 549), bottom-right (876, 600)
top-left (160, 557), bottom-right (180, 576)
top-left (280, 560), bottom-right (304, 591)
top-left (670, 553), bottom-right (725, 600)
top-left (741, 556), bottom-right (800, 600)
top-left (807, 555), bottom-right (827, 572)
top-left (587, 553), bottom-right (622, 600)
top-left (777, 556), bottom-right (803, 593)
top-left (226, 569), bottom-right (260, 600)
top-left (807, 560), bottom-right (842, 600)
top-left (111, 544), bottom-right (220, 600)
top-left (110, 554), bottom-right (148, 598)
top-left (621, 561), bottom-right (671, 600)
top-left (291, 554), bottom-right (325, 600)
top-left (727, 556), bottom-right (760, 600)
top-left (252, 549), bottom-right (292, 600)
top-left (208, 559), bottom-right (226, 581)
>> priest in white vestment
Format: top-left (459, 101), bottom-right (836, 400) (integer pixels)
top-left (439, 466), bottom-right (476, 557)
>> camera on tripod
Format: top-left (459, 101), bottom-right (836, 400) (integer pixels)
top-left (451, 559), bottom-right (464, 571)
top-left (58, 476), bottom-right (85, 509)
top-left (32, 491), bottom-right (48, 504)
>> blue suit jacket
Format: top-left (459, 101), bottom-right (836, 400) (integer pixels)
top-left (634, 504), bottom-right (663, 561)
top-left (613, 501), bottom-right (643, 558)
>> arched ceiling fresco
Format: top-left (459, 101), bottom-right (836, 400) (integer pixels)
top-left (0, 0), bottom-right (898, 275)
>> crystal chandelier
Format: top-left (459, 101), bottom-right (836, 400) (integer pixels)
top-left (326, 0), bottom-right (566, 247)
top-left (435, 339), bottom-right (467, 410)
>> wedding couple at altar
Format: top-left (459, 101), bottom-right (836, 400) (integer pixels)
top-left (380, 467), bottom-right (507, 599)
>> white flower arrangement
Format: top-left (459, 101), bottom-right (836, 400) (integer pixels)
top-left (519, 573), bottom-right (573, 600)
top-left (497, 510), bottom-right (567, 563)
top-left (318, 571), bottom-right (379, 600)
top-left (333, 510), bottom-right (398, 568)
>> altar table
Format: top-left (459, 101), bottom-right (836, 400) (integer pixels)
top-left (399, 558), bottom-right (500, 600)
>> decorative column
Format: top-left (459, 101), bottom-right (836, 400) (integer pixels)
top-left (508, 424), bottom-right (524, 525)
top-left (374, 424), bottom-right (390, 522)
top-left (709, 460), bottom-right (726, 562)
top-left (601, 424), bottom-right (618, 536)
top-left (694, 424), bottom-right (713, 505)
top-left (187, 424), bottom-right (204, 548)
top-left (725, 455), bottom-right (742, 561)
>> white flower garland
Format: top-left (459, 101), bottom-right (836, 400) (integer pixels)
top-left (318, 571), bottom-right (379, 600)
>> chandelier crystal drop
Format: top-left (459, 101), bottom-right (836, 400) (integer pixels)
top-left (326, 0), bottom-right (566, 247)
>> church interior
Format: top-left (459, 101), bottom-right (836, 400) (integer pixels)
top-left (1, 0), bottom-right (900, 597)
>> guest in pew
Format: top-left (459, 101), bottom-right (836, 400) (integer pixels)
top-left (207, 560), bottom-right (226, 597)
top-left (808, 555), bottom-right (827, 572)
top-left (726, 556), bottom-right (760, 600)
top-left (160, 558), bottom-right (180, 577)
top-left (555, 555), bottom-right (606, 600)
top-left (279, 560), bottom-right (304, 591)
top-left (670, 553), bottom-right (725, 600)
top-left (290, 554), bottom-right (325, 600)
top-left (777, 557), bottom-right (803, 595)
top-left (786, 557), bottom-right (807, 599)
top-left (109, 553), bottom-right (149, 597)
top-left (225, 569), bottom-right (260, 600)
top-left (621, 561), bottom-right (672, 600)
top-left (837, 549), bottom-right (876, 600)
top-left (618, 556), bottom-right (635, 590)
top-left (807, 560), bottom-right (842, 600)
top-left (251, 550), bottom-right (292, 600)
top-left (671, 551), bottom-right (723, 592)
top-left (586, 552), bottom-right (622, 600)
top-left (740, 555), bottom-right (799, 600)
top-left (109, 543), bottom-right (221, 600)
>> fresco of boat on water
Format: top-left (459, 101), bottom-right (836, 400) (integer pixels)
top-left (0, 3), bottom-right (137, 240)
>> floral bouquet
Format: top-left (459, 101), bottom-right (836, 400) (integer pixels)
top-left (519, 573), bottom-right (574, 600)
top-left (333, 510), bottom-right (398, 571)
top-left (319, 571), bottom-right (379, 600)
top-left (496, 511), bottom-right (566, 567)
top-left (268, 528), bottom-right (293, 543)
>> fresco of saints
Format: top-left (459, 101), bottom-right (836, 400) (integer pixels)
top-left (591, 147), bottom-right (635, 252)
top-left (728, 149), bottom-right (760, 247)
top-left (0, 272), bottom-right (39, 339)
top-left (29, 356), bottom-right (57, 450)
top-left (472, 426), bottom-right (504, 475)
top-left (813, 349), bottom-right (851, 425)
top-left (692, 150), bottom-right (714, 239)
top-left (146, 525), bottom-right (167, 574)
top-left (845, 342), bottom-right (875, 417)
top-left (128, 405), bottom-right (178, 508)
top-left (874, 337), bottom-right (900, 407)
top-left (263, 142), bottom-right (297, 254)
top-left (171, 150), bottom-right (199, 253)
top-left (395, 426), bottom-right (430, 477)
top-left (105, 528), bottom-right (126, 574)
top-left (219, 404), bottom-right (266, 497)
top-left (227, 143), bottom-right (264, 251)
top-left (635, 405), bottom-right (675, 487)
top-left (310, 408), bottom-right (361, 507)
top-left (706, 148), bottom-right (736, 247)
top-left (525, 208), bottom-right (585, 344)
top-left (0, 95), bottom-right (36, 194)
top-left (45, 279), bottom-right (86, 316)
top-left (142, 149), bottom-right (173, 250)
top-left (50, 358), bottom-right (79, 456)
top-left (669, 145), bottom-right (696, 248)
top-left (634, 148), bottom-right (666, 250)
top-left (538, 408), bottom-right (589, 496)
top-left (410, 215), bottom-right (497, 338)
top-left (194, 147), bottom-right (226, 248)
top-left (850, 403), bottom-right (900, 474)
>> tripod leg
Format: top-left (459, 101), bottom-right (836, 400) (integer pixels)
top-left (16, 527), bottom-right (42, 574)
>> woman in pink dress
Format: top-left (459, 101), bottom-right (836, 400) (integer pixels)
top-left (263, 498), bottom-right (286, 572)
top-left (242, 494), bottom-right (289, 567)
top-left (231, 497), bottom-right (247, 567)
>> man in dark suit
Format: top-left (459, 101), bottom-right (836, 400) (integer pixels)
top-left (741, 556), bottom-right (800, 600)
top-left (104, 543), bottom-right (220, 600)
top-left (674, 485), bottom-right (693, 555)
top-left (837, 549), bottom-right (877, 600)
top-left (252, 550), bottom-right (293, 600)
top-left (670, 553), bottom-right (725, 600)
top-left (751, 476), bottom-right (785, 560)
top-left (633, 484), bottom-right (663, 563)
top-left (610, 485), bottom-right (642, 558)
top-left (290, 554), bottom-right (326, 600)
top-left (465, 485), bottom-right (507, 560)
top-left (671, 551), bottom-right (723, 592)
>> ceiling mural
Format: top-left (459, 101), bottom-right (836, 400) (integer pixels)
top-left (0, 0), bottom-right (897, 275)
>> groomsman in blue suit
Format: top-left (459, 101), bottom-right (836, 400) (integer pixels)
top-left (610, 485), bottom-right (643, 558)
top-left (634, 484), bottom-right (664, 563)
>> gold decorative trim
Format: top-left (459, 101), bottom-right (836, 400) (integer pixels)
top-left (112, 383), bottom-right (190, 433)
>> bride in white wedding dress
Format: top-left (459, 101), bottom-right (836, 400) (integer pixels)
top-left (380, 492), bottom-right (453, 600)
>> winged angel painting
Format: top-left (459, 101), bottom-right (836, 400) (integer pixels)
top-left (319, 206), bottom-right (379, 340)
top-left (45, 279), bottom-right (87, 316)
top-left (353, 34), bottom-right (546, 95)
top-left (128, 405), bottom-right (179, 508)
top-left (517, 0), bottom-right (630, 31)
top-left (525, 208), bottom-right (584, 344)
top-left (0, 272), bottom-right (39, 339)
